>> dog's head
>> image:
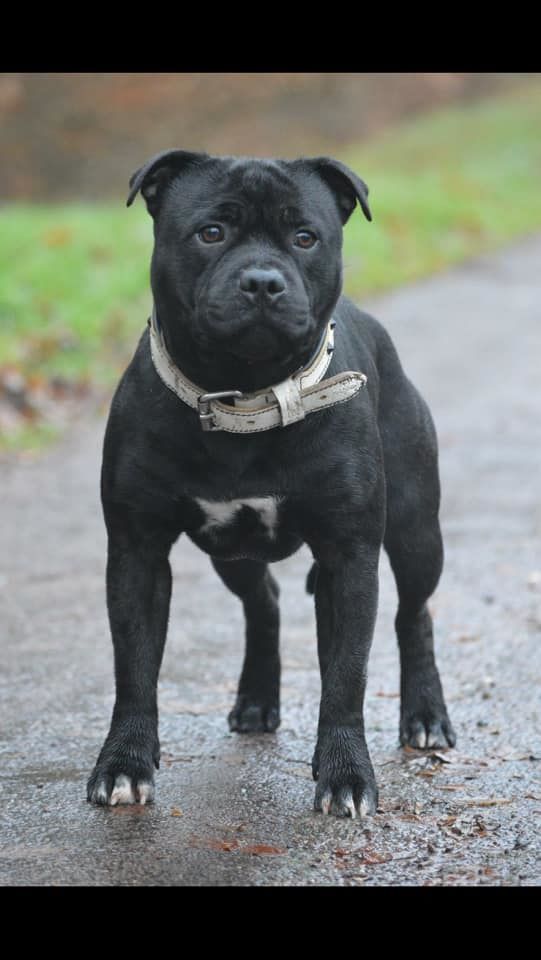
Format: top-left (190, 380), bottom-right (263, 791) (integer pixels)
top-left (128, 150), bottom-right (371, 391)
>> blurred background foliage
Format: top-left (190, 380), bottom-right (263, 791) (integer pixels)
top-left (1, 72), bottom-right (541, 450)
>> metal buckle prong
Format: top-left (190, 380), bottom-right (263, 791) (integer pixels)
top-left (197, 390), bottom-right (244, 431)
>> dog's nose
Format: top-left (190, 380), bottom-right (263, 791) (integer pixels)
top-left (239, 268), bottom-right (286, 302)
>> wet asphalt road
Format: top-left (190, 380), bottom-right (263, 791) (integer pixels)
top-left (1, 236), bottom-right (540, 886)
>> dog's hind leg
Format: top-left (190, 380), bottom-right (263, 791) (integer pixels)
top-left (385, 515), bottom-right (455, 749)
top-left (211, 558), bottom-right (281, 732)
top-left (382, 394), bottom-right (456, 751)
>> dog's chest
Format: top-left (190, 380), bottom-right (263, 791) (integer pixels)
top-left (186, 495), bottom-right (300, 561)
top-left (196, 496), bottom-right (280, 537)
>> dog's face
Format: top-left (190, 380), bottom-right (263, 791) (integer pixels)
top-left (128, 151), bottom-right (371, 390)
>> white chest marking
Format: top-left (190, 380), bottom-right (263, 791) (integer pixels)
top-left (195, 496), bottom-right (281, 539)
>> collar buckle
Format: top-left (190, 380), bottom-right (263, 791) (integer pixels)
top-left (198, 390), bottom-right (244, 431)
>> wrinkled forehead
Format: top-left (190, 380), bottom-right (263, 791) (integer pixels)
top-left (222, 157), bottom-right (299, 201)
top-left (170, 156), bottom-right (335, 218)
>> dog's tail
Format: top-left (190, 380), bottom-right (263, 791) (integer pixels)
top-left (305, 561), bottom-right (319, 595)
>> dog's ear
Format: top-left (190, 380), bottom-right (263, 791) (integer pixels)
top-left (126, 149), bottom-right (210, 215)
top-left (307, 157), bottom-right (372, 224)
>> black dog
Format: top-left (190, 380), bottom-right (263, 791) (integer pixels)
top-left (87, 150), bottom-right (455, 817)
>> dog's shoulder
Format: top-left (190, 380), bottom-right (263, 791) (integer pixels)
top-left (106, 325), bottom-right (183, 431)
top-left (336, 295), bottom-right (406, 378)
top-left (336, 296), bottom-right (395, 352)
top-left (101, 326), bottom-right (184, 499)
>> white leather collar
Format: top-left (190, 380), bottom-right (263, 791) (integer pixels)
top-left (148, 306), bottom-right (367, 433)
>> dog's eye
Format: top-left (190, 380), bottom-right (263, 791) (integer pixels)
top-left (198, 225), bottom-right (225, 244)
top-left (294, 230), bottom-right (317, 249)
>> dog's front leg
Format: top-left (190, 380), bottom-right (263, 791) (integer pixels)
top-left (87, 527), bottom-right (173, 805)
top-left (311, 542), bottom-right (380, 818)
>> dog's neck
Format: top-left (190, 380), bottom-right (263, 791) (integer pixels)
top-left (147, 305), bottom-right (368, 436)
top-left (151, 304), bottom-right (331, 395)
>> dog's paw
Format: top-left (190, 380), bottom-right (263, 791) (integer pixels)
top-left (314, 783), bottom-right (377, 818)
top-left (87, 718), bottom-right (160, 806)
top-left (228, 696), bottom-right (280, 733)
top-left (312, 726), bottom-right (378, 819)
top-left (400, 675), bottom-right (456, 750)
top-left (400, 713), bottom-right (456, 750)
top-left (88, 771), bottom-right (155, 806)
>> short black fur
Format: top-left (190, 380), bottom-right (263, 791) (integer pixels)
top-left (87, 151), bottom-right (455, 816)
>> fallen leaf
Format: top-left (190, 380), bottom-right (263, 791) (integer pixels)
top-left (170, 807), bottom-right (183, 817)
top-left (162, 754), bottom-right (195, 766)
top-left (441, 814), bottom-right (501, 840)
top-left (243, 844), bottom-right (286, 856)
top-left (435, 784), bottom-right (464, 791)
top-left (438, 816), bottom-right (457, 827)
top-left (192, 837), bottom-right (285, 855)
top-left (334, 848), bottom-right (348, 858)
top-left (462, 798), bottom-right (513, 807)
top-left (490, 744), bottom-right (538, 762)
top-left (375, 690), bottom-right (399, 698)
top-left (361, 849), bottom-right (393, 865)
top-left (411, 751), bottom-right (452, 776)
top-left (42, 226), bottom-right (73, 247)
top-left (90, 245), bottom-right (112, 262)
top-left (205, 838), bottom-right (240, 852)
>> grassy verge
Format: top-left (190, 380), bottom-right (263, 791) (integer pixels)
top-left (0, 421), bottom-right (61, 454)
top-left (0, 206), bottom-right (153, 386)
top-left (341, 79), bottom-right (541, 296)
top-left (1, 78), bottom-right (541, 451)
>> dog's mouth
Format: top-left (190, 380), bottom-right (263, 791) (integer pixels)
top-left (220, 324), bottom-right (305, 370)
top-left (192, 314), bottom-right (319, 386)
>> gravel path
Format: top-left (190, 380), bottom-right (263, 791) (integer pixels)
top-left (1, 236), bottom-right (540, 886)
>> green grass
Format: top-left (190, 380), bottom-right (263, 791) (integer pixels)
top-left (1, 78), bottom-right (541, 396)
top-left (0, 421), bottom-right (61, 454)
top-left (341, 79), bottom-right (541, 296)
top-left (0, 205), bottom-right (153, 385)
